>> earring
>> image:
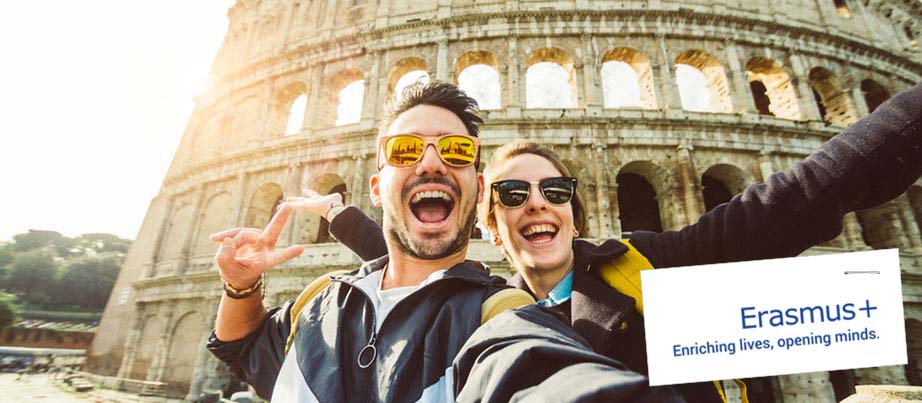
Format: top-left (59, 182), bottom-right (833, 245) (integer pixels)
top-left (572, 227), bottom-right (579, 238)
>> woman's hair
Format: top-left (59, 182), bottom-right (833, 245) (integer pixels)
top-left (477, 140), bottom-right (587, 238)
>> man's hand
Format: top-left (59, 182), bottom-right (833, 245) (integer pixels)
top-left (210, 203), bottom-right (304, 290)
top-left (285, 188), bottom-right (344, 220)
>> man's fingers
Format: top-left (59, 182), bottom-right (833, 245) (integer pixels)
top-left (215, 238), bottom-right (237, 269)
top-left (266, 245), bottom-right (305, 267)
top-left (232, 229), bottom-right (262, 246)
top-left (211, 228), bottom-right (244, 242)
top-left (261, 203), bottom-right (293, 247)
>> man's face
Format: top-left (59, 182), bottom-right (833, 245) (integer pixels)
top-left (370, 105), bottom-right (484, 259)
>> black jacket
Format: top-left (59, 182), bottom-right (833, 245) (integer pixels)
top-left (329, 83), bottom-right (922, 402)
top-left (208, 254), bottom-right (682, 402)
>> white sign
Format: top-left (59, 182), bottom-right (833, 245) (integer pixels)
top-left (641, 249), bottom-right (906, 386)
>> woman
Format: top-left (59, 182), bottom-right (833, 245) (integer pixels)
top-left (286, 83), bottom-right (922, 402)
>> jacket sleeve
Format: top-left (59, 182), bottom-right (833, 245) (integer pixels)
top-left (630, 83), bottom-right (922, 269)
top-left (328, 205), bottom-right (388, 261)
top-left (453, 305), bottom-right (685, 403)
top-left (206, 302), bottom-right (293, 400)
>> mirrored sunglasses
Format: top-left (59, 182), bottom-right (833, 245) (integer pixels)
top-left (491, 176), bottom-right (578, 208)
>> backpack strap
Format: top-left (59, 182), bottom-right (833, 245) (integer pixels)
top-left (594, 240), bottom-right (654, 315)
top-left (284, 270), bottom-right (348, 355)
top-left (480, 288), bottom-right (536, 325)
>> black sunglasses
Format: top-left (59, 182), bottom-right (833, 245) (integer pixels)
top-left (491, 176), bottom-right (578, 208)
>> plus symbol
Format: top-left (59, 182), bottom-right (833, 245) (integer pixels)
top-left (858, 299), bottom-right (878, 318)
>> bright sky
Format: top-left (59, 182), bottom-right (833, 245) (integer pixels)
top-left (0, 0), bottom-right (714, 243)
top-left (0, 1), bottom-right (236, 242)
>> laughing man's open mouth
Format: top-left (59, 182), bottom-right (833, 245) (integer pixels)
top-left (410, 191), bottom-right (455, 223)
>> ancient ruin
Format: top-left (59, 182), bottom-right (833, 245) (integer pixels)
top-left (86, 0), bottom-right (922, 400)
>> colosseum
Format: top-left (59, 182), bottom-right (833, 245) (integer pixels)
top-left (85, 0), bottom-right (922, 401)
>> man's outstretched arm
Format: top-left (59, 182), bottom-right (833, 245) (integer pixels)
top-left (632, 83), bottom-right (922, 269)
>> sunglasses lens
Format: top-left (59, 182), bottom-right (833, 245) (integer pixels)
top-left (494, 180), bottom-right (530, 207)
top-left (385, 135), bottom-right (424, 167)
top-left (438, 136), bottom-right (477, 166)
top-left (540, 177), bottom-right (575, 204)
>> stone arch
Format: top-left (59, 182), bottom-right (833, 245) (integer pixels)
top-left (860, 79), bottom-right (891, 114)
top-left (130, 313), bottom-right (161, 380)
top-left (158, 204), bottom-right (193, 265)
top-left (162, 311), bottom-right (205, 397)
top-left (319, 68), bottom-right (365, 127)
top-left (193, 192), bottom-right (233, 257)
top-left (244, 183), bottom-right (284, 229)
top-left (526, 47), bottom-right (577, 108)
top-left (601, 47), bottom-right (656, 109)
top-left (809, 67), bottom-right (858, 126)
top-left (270, 81), bottom-right (309, 136)
top-left (675, 49), bottom-right (734, 113)
top-left (227, 96), bottom-right (261, 150)
top-left (617, 161), bottom-right (671, 234)
top-left (745, 57), bottom-right (801, 120)
top-left (388, 57), bottom-right (429, 106)
top-left (701, 164), bottom-right (753, 212)
top-left (455, 50), bottom-right (501, 110)
top-left (305, 174), bottom-right (348, 243)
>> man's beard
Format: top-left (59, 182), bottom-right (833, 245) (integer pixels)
top-left (385, 198), bottom-right (477, 260)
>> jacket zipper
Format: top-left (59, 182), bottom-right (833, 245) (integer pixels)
top-left (333, 274), bottom-right (486, 365)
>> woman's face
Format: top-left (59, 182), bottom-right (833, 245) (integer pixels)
top-left (491, 153), bottom-right (576, 275)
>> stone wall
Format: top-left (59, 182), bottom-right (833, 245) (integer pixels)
top-left (88, 0), bottom-right (922, 401)
top-left (3, 327), bottom-right (95, 350)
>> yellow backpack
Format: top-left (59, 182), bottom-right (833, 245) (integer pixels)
top-left (598, 240), bottom-right (749, 403)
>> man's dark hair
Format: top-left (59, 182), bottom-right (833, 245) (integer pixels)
top-left (385, 80), bottom-right (484, 137)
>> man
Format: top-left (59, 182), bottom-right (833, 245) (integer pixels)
top-left (206, 81), bottom-right (680, 402)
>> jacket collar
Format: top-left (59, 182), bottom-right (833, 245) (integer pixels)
top-left (509, 239), bottom-right (636, 353)
top-left (334, 254), bottom-right (496, 287)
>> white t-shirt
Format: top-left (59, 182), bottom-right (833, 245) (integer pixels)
top-left (353, 268), bottom-right (447, 331)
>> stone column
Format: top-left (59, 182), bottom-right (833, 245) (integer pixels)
top-left (724, 40), bottom-right (755, 116)
top-left (758, 149), bottom-right (774, 181)
top-left (147, 305), bottom-right (175, 382)
top-left (257, 78), bottom-right (275, 141)
top-left (306, 66), bottom-right (326, 133)
top-left (846, 67), bottom-right (871, 119)
top-left (582, 35), bottom-right (603, 116)
top-left (789, 54), bottom-right (822, 122)
top-left (897, 196), bottom-right (922, 254)
top-left (610, 182), bottom-right (623, 238)
top-left (116, 304), bottom-right (146, 379)
top-left (653, 34), bottom-right (683, 112)
top-left (185, 302), bottom-right (220, 400)
top-left (844, 212), bottom-right (871, 250)
top-left (149, 194), bottom-right (176, 272)
top-left (593, 146), bottom-right (614, 238)
top-left (361, 51), bottom-right (383, 130)
top-left (179, 186), bottom-right (207, 275)
top-left (351, 155), bottom-right (368, 211)
top-left (505, 36), bottom-right (523, 118)
top-left (676, 143), bottom-right (704, 224)
top-left (435, 39), bottom-right (451, 82)
top-left (230, 174), bottom-right (249, 227)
